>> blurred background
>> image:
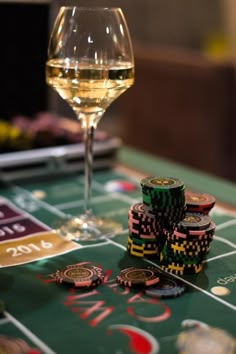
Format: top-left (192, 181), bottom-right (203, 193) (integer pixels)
top-left (1, 0), bottom-right (236, 181)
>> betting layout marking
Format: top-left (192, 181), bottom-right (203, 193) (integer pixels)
top-left (0, 197), bottom-right (80, 267)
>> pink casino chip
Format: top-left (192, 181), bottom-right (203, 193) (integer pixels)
top-left (104, 180), bottom-right (137, 193)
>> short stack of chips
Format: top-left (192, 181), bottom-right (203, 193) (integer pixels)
top-left (126, 175), bottom-right (216, 275)
top-left (141, 177), bottom-right (186, 229)
top-left (127, 203), bottom-right (161, 258)
top-left (160, 213), bottom-right (216, 275)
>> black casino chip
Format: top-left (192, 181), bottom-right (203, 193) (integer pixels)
top-left (145, 275), bottom-right (186, 299)
top-left (177, 213), bottom-right (211, 231)
top-left (55, 263), bottom-right (104, 288)
top-left (116, 266), bottom-right (161, 288)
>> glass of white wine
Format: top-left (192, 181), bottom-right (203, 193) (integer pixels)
top-left (46, 7), bottom-right (135, 241)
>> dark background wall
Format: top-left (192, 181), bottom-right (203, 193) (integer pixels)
top-left (0, 3), bottom-right (49, 120)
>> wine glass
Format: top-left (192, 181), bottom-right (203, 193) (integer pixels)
top-left (46, 7), bottom-right (135, 241)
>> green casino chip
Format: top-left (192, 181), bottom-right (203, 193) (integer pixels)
top-left (140, 176), bottom-right (185, 209)
top-left (141, 176), bottom-right (185, 191)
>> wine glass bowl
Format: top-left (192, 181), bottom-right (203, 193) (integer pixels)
top-left (46, 7), bottom-right (134, 129)
top-left (46, 7), bottom-right (134, 240)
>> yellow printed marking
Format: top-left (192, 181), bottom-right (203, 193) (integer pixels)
top-left (188, 194), bottom-right (206, 202)
top-left (132, 243), bottom-right (143, 251)
top-left (171, 243), bottom-right (185, 253)
top-left (150, 178), bottom-right (174, 186)
top-left (168, 263), bottom-right (184, 272)
top-left (127, 236), bottom-right (134, 244)
top-left (144, 250), bottom-right (158, 255)
top-left (0, 231), bottom-right (81, 267)
top-left (129, 249), bottom-right (143, 257)
top-left (184, 215), bottom-right (201, 223)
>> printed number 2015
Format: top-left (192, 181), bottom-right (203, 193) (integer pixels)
top-left (6, 240), bottom-right (53, 257)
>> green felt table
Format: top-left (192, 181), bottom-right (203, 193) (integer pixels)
top-left (0, 146), bottom-right (235, 354)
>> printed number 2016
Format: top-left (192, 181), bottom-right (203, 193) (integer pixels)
top-left (6, 240), bottom-right (53, 257)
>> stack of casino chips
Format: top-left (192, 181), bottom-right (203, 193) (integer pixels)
top-left (127, 203), bottom-right (161, 257)
top-left (126, 175), bottom-right (216, 275)
top-left (141, 176), bottom-right (186, 230)
top-left (127, 177), bottom-right (187, 258)
top-left (160, 213), bottom-right (216, 275)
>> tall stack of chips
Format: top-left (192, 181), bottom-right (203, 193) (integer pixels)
top-left (126, 176), bottom-right (216, 275)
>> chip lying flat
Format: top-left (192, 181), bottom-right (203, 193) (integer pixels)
top-left (55, 263), bottom-right (104, 288)
top-left (116, 266), bottom-right (161, 288)
top-left (145, 274), bottom-right (186, 299)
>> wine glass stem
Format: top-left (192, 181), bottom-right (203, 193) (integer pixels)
top-left (84, 126), bottom-right (94, 216)
top-left (84, 125), bottom-right (94, 217)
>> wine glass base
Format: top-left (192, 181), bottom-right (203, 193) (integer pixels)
top-left (53, 214), bottom-right (123, 241)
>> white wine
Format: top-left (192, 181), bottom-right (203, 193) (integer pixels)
top-left (46, 59), bottom-right (134, 123)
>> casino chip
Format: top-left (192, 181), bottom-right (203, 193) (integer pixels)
top-left (55, 263), bottom-right (104, 288)
top-left (116, 266), bottom-right (161, 288)
top-left (140, 176), bottom-right (186, 229)
top-left (177, 213), bottom-right (211, 231)
top-left (176, 326), bottom-right (236, 354)
top-left (185, 191), bottom-right (216, 215)
top-left (145, 274), bottom-right (186, 299)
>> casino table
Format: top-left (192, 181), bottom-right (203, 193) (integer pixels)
top-left (0, 146), bottom-right (235, 354)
